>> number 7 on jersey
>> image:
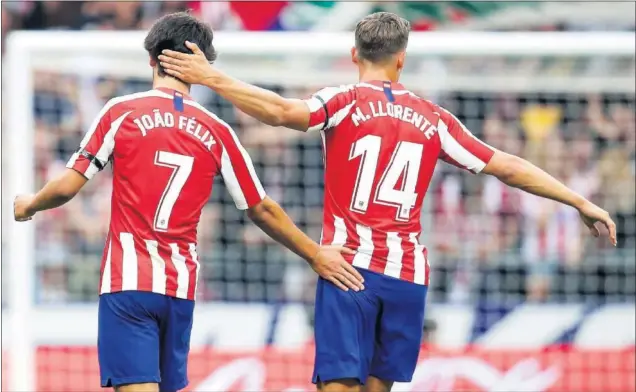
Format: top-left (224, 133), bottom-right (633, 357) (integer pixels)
top-left (153, 151), bottom-right (194, 231)
top-left (349, 135), bottom-right (423, 222)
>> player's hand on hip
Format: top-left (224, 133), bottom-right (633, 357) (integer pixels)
top-left (577, 200), bottom-right (617, 246)
top-left (310, 246), bottom-right (365, 292)
top-left (14, 194), bottom-right (35, 222)
top-left (158, 41), bottom-right (215, 84)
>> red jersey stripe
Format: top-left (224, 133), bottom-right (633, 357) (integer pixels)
top-left (109, 235), bottom-right (124, 293)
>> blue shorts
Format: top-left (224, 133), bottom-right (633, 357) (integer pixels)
top-left (98, 291), bottom-right (195, 391)
top-left (313, 267), bottom-right (428, 384)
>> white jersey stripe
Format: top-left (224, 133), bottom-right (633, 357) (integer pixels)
top-left (352, 224), bottom-right (373, 269)
top-left (437, 118), bottom-right (488, 173)
top-left (145, 240), bottom-right (167, 295)
top-left (170, 243), bottom-right (190, 299)
top-left (410, 232), bottom-right (427, 285)
top-left (384, 232), bottom-right (403, 278)
top-left (326, 100), bottom-right (356, 129)
top-left (332, 216), bottom-right (348, 246)
top-left (219, 145), bottom-right (249, 209)
top-left (306, 96), bottom-right (323, 113)
top-left (83, 110), bottom-right (133, 179)
top-left (188, 243), bottom-right (201, 298)
top-left (221, 125), bottom-right (266, 201)
top-left (100, 239), bottom-right (113, 294)
top-left (120, 232), bottom-right (138, 291)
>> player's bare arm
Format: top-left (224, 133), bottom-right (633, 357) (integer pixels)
top-left (14, 169), bottom-right (88, 222)
top-left (482, 149), bottom-right (617, 246)
top-left (158, 41), bottom-right (311, 132)
top-left (248, 196), bottom-right (364, 292)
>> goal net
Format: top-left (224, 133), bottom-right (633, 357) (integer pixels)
top-left (3, 31), bottom-right (635, 392)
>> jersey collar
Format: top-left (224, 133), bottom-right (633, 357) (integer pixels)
top-left (362, 80), bottom-right (406, 90)
top-left (154, 87), bottom-right (192, 100)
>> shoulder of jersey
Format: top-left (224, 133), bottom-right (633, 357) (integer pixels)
top-left (103, 89), bottom-right (173, 111)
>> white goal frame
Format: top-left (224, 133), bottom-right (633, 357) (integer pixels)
top-left (4, 30), bottom-right (635, 391)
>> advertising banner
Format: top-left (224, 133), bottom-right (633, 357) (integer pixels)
top-left (23, 345), bottom-right (635, 392)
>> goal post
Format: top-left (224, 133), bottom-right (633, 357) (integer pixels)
top-left (3, 30), bottom-right (635, 391)
top-left (5, 32), bottom-right (37, 392)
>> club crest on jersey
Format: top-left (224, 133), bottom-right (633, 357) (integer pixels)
top-left (352, 101), bottom-right (439, 139)
top-left (133, 109), bottom-right (216, 150)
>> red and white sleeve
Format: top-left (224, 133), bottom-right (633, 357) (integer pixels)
top-left (304, 85), bottom-right (356, 132)
top-left (217, 123), bottom-right (266, 210)
top-left (66, 100), bottom-right (131, 180)
top-left (437, 107), bottom-right (495, 174)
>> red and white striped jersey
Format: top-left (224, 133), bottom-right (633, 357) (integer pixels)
top-left (304, 81), bottom-right (495, 285)
top-left (67, 88), bottom-right (265, 300)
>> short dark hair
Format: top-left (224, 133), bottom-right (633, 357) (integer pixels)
top-left (355, 12), bottom-right (410, 63)
top-left (144, 11), bottom-right (216, 77)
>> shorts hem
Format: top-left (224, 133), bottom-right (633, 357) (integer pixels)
top-left (312, 372), bottom-right (364, 385)
top-left (101, 375), bottom-right (160, 387)
top-left (369, 372), bottom-right (413, 383)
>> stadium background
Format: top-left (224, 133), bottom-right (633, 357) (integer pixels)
top-left (1, 1), bottom-right (634, 391)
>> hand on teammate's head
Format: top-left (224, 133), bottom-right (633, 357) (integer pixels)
top-left (158, 41), bottom-right (215, 85)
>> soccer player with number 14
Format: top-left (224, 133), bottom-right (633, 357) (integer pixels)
top-left (159, 11), bottom-right (618, 392)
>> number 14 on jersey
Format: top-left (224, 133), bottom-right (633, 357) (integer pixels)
top-left (349, 135), bottom-right (423, 222)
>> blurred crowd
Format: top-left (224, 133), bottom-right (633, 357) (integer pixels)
top-left (1, 2), bottom-right (634, 306)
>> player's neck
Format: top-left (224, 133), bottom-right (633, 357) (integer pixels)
top-left (153, 76), bottom-right (191, 96)
top-left (358, 67), bottom-right (399, 84)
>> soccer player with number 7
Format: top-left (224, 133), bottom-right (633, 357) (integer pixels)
top-left (13, 12), bottom-right (362, 392)
top-left (158, 11), bottom-right (618, 392)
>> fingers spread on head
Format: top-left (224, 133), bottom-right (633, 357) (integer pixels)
top-left (185, 41), bottom-right (203, 55)
top-left (161, 49), bottom-right (187, 60)
top-left (158, 55), bottom-right (174, 64)
top-left (160, 55), bottom-right (186, 66)
top-left (161, 62), bottom-right (183, 71)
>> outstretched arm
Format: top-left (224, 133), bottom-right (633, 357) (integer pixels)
top-left (436, 107), bottom-right (616, 246)
top-left (482, 150), bottom-right (617, 245)
top-left (14, 169), bottom-right (88, 221)
top-left (248, 197), bottom-right (364, 292)
top-left (159, 41), bottom-right (311, 131)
